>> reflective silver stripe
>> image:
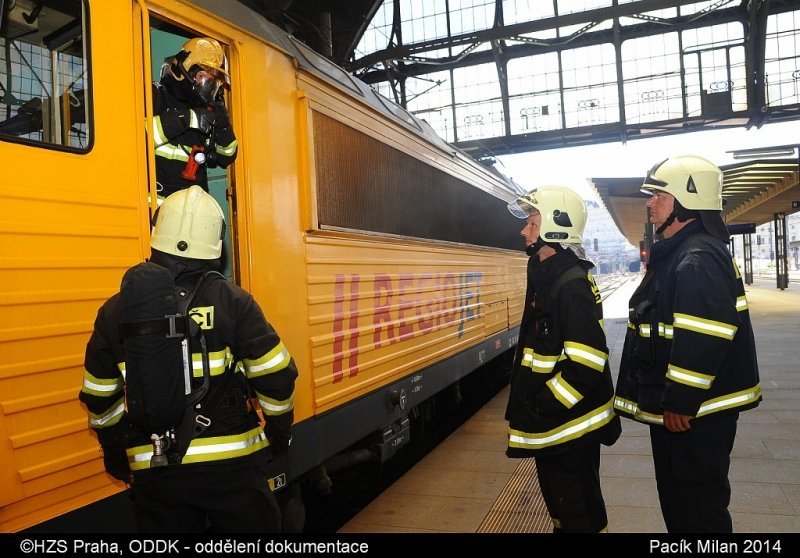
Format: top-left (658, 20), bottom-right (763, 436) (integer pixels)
top-left (613, 396), bottom-right (663, 424)
top-left (658, 323), bottom-right (673, 339)
top-left (673, 313), bottom-right (737, 340)
top-left (736, 296), bottom-right (748, 311)
top-left (563, 341), bottom-right (606, 372)
top-left (508, 400), bottom-right (616, 449)
top-left (128, 427), bottom-right (268, 470)
top-left (697, 385), bottom-right (761, 417)
top-left (616, 386), bottom-right (760, 425)
top-left (547, 374), bottom-right (583, 408)
top-left (258, 391), bottom-right (295, 415)
top-left (155, 142), bottom-right (190, 161)
top-left (613, 396), bottom-right (637, 415)
top-left (88, 399), bottom-right (125, 428)
top-left (245, 343), bottom-right (291, 377)
top-left (152, 116), bottom-right (168, 145)
top-left (216, 139), bottom-right (238, 156)
top-left (666, 364), bottom-right (714, 389)
top-left (82, 372), bottom-right (124, 396)
top-left (191, 348), bottom-right (234, 376)
top-left (638, 324), bottom-right (651, 337)
top-left (521, 348), bottom-right (559, 373)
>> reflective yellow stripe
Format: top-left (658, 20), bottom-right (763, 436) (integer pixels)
top-left (736, 296), bottom-right (748, 311)
top-left (666, 364), bottom-right (714, 389)
top-left (87, 396), bottom-right (126, 428)
top-left (152, 115), bottom-right (168, 145)
top-left (658, 322), bottom-right (673, 339)
top-left (81, 372), bottom-right (124, 397)
top-left (155, 142), bottom-right (191, 161)
top-left (521, 348), bottom-right (559, 373)
top-left (127, 426), bottom-right (268, 470)
top-left (615, 385), bottom-right (761, 424)
top-left (613, 395), bottom-right (637, 416)
top-left (191, 348), bottom-right (234, 377)
top-left (564, 341), bottom-right (607, 372)
top-left (673, 312), bottom-right (737, 340)
top-left (546, 373), bottom-right (583, 408)
top-left (216, 138), bottom-right (238, 156)
top-left (614, 396), bottom-right (664, 424)
top-left (508, 399), bottom-right (616, 449)
top-left (638, 324), bottom-right (651, 337)
top-left (257, 390), bottom-right (295, 416)
top-left (245, 342), bottom-right (291, 377)
top-left (696, 385), bottom-right (761, 417)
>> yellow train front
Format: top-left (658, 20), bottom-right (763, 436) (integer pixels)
top-left (0, 0), bottom-right (526, 531)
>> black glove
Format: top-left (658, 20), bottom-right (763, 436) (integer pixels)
top-left (103, 447), bottom-right (131, 483)
top-left (210, 102), bottom-right (230, 130)
top-left (265, 413), bottom-right (292, 458)
top-left (189, 108), bottom-right (214, 135)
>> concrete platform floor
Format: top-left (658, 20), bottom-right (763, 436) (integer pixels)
top-left (340, 276), bottom-right (800, 533)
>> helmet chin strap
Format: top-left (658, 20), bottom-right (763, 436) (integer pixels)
top-left (525, 237), bottom-right (547, 256)
top-left (655, 211), bottom-right (677, 235)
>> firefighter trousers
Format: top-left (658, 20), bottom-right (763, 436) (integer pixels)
top-left (650, 412), bottom-right (738, 533)
top-left (535, 444), bottom-right (608, 532)
top-left (133, 463), bottom-right (281, 533)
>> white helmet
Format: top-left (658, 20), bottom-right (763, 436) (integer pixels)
top-left (641, 154), bottom-right (723, 210)
top-left (507, 186), bottom-right (587, 244)
top-left (641, 154), bottom-right (730, 241)
top-left (150, 186), bottom-right (225, 259)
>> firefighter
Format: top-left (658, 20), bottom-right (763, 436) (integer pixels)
top-left (614, 155), bottom-right (761, 533)
top-left (80, 186), bottom-right (296, 532)
top-left (505, 186), bottom-right (621, 533)
top-left (153, 37), bottom-right (238, 202)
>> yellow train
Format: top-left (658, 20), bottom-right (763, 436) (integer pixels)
top-left (0, 0), bottom-right (526, 531)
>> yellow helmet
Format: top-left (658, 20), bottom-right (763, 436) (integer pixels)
top-left (508, 186), bottom-right (587, 244)
top-left (176, 37), bottom-right (230, 86)
top-left (150, 186), bottom-right (226, 260)
top-left (641, 154), bottom-right (723, 210)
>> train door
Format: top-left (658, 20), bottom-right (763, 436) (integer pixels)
top-left (146, 16), bottom-right (237, 278)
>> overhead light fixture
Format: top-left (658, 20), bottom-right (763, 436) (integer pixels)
top-left (728, 145), bottom-right (798, 159)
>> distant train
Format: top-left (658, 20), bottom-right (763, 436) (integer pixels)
top-left (0, 0), bottom-right (527, 531)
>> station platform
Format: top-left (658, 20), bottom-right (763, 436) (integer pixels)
top-left (339, 276), bottom-right (800, 533)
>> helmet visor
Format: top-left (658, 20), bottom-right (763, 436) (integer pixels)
top-left (198, 63), bottom-right (230, 87)
top-left (507, 192), bottom-right (539, 219)
top-left (192, 70), bottom-right (224, 105)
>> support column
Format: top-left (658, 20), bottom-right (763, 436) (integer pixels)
top-left (743, 233), bottom-right (753, 285)
top-left (774, 212), bottom-right (788, 290)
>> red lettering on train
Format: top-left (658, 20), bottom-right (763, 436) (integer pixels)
top-left (332, 274), bottom-right (346, 383)
top-left (347, 274), bottom-right (361, 377)
top-left (372, 274), bottom-right (396, 348)
top-left (416, 274), bottom-right (434, 332)
top-left (332, 272), bottom-right (482, 382)
top-left (397, 274), bottom-right (414, 339)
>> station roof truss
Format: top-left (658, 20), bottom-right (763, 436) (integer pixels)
top-left (592, 158), bottom-right (800, 247)
top-left (241, 0), bottom-right (800, 159)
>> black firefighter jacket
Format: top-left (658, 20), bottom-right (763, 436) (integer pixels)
top-left (80, 261), bottom-right (297, 478)
top-left (506, 248), bottom-right (621, 457)
top-left (614, 220), bottom-right (761, 425)
top-left (152, 78), bottom-right (238, 199)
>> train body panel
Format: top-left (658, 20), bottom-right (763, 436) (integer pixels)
top-left (0, 0), bottom-right (526, 531)
top-left (305, 232), bottom-right (525, 414)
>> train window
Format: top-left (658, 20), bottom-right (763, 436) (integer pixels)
top-left (0, 0), bottom-right (90, 150)
top-left (313, 111), bottom-right (521, 251)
